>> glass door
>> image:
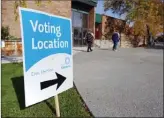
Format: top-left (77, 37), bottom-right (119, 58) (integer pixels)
top-left (73, 27), bottom-right (82, 46)
top-left (82, 28), bottom-right (88, 45)
top-left (72, 9), bottom-right (89, 47)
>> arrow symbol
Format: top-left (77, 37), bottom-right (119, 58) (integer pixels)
top-left (40, 72), bottom-right (66, 90)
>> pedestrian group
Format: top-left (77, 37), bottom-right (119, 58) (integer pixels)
top-left (85, 28), bottom-right (120, 52)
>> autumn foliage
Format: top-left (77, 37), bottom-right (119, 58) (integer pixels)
top-left (104, 0), bottom-right (164, 44)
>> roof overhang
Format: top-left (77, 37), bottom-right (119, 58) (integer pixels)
top-left (73, 0), bottom-right (97, 7)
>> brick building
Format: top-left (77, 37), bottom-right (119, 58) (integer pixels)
top-left (95, 14), bottom-right (134, 48)
top-left (2, 0), bottom-right (97, 47)
top-left (95, 14), bottom-right (126, 39)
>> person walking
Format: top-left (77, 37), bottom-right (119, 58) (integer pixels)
top-left (85, 29), bottom-right (94, 52)
top-left (112, 29), bottom-right (120, 51)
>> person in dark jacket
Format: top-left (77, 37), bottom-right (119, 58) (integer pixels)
top-left (85, 29), bottom-right (94, 52)
top-left (112, 29), bottom-right (120, 51)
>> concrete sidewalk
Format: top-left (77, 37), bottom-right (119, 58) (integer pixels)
top-left (1, 55), bottom-right (22, 64)
top-left (73, 48), bottom-right (163, 117)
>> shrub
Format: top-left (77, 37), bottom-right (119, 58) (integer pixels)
top-left (1, 26), bottom-right (10, 40)
top-left (1, 26), bottom-right (19, 40)
top-left (8, 35), bottom-right (18, 40)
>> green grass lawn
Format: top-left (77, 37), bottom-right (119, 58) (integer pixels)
top-left (2, 63), bottom-right (91, 117)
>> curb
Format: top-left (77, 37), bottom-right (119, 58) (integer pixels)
top-left (73, 82), bottom-right (94, 118)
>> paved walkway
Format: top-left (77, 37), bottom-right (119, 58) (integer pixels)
top-left (74, 48), bottom-right (163, 117)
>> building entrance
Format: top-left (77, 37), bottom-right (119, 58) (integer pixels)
top-left (72, 9), bottom-right (89, 46)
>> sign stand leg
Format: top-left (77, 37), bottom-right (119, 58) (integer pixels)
top-left (55, 95), bottom-right (60, 117)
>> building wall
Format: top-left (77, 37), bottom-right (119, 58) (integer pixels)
top-left (99, 15), bottom-right (134, 48)
top-left (2, 0), bottom-right (71, 38)
top-left (101, 15), bottom-right (107, 36)
top-left (89, 7), bottom-right (95, 36)
top-left (101, 15), bottom-right (126, 35)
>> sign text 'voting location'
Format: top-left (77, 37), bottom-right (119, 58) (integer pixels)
top-left (19, 7), bottom-right (73, 107)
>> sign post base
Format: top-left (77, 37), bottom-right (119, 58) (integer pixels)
top-left (55, 95), bottom-right (60, 117)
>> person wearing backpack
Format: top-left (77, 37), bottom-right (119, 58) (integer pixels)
top-left (85, 29), bottom-right (94, 52)
top-left (112, 29), bottom-right (120, 51)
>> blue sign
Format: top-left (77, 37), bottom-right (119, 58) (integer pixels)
top-left (19, 7), bottom-right (73, 107)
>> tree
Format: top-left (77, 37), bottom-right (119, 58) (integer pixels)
top-left (104, 0), bottom-right (164, 45)
top-left (14, 0), bottom-right (52, 21)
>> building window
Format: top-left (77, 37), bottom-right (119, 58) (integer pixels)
top-left (72, 10), bottom-right (88, 28)
top-left (72, 11), bottom-right (82, 27)
top-left (72, 9), bottom-right (89, 46)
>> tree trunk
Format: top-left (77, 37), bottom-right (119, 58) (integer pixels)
top-left (146, 24), bottom-right (151, 46)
